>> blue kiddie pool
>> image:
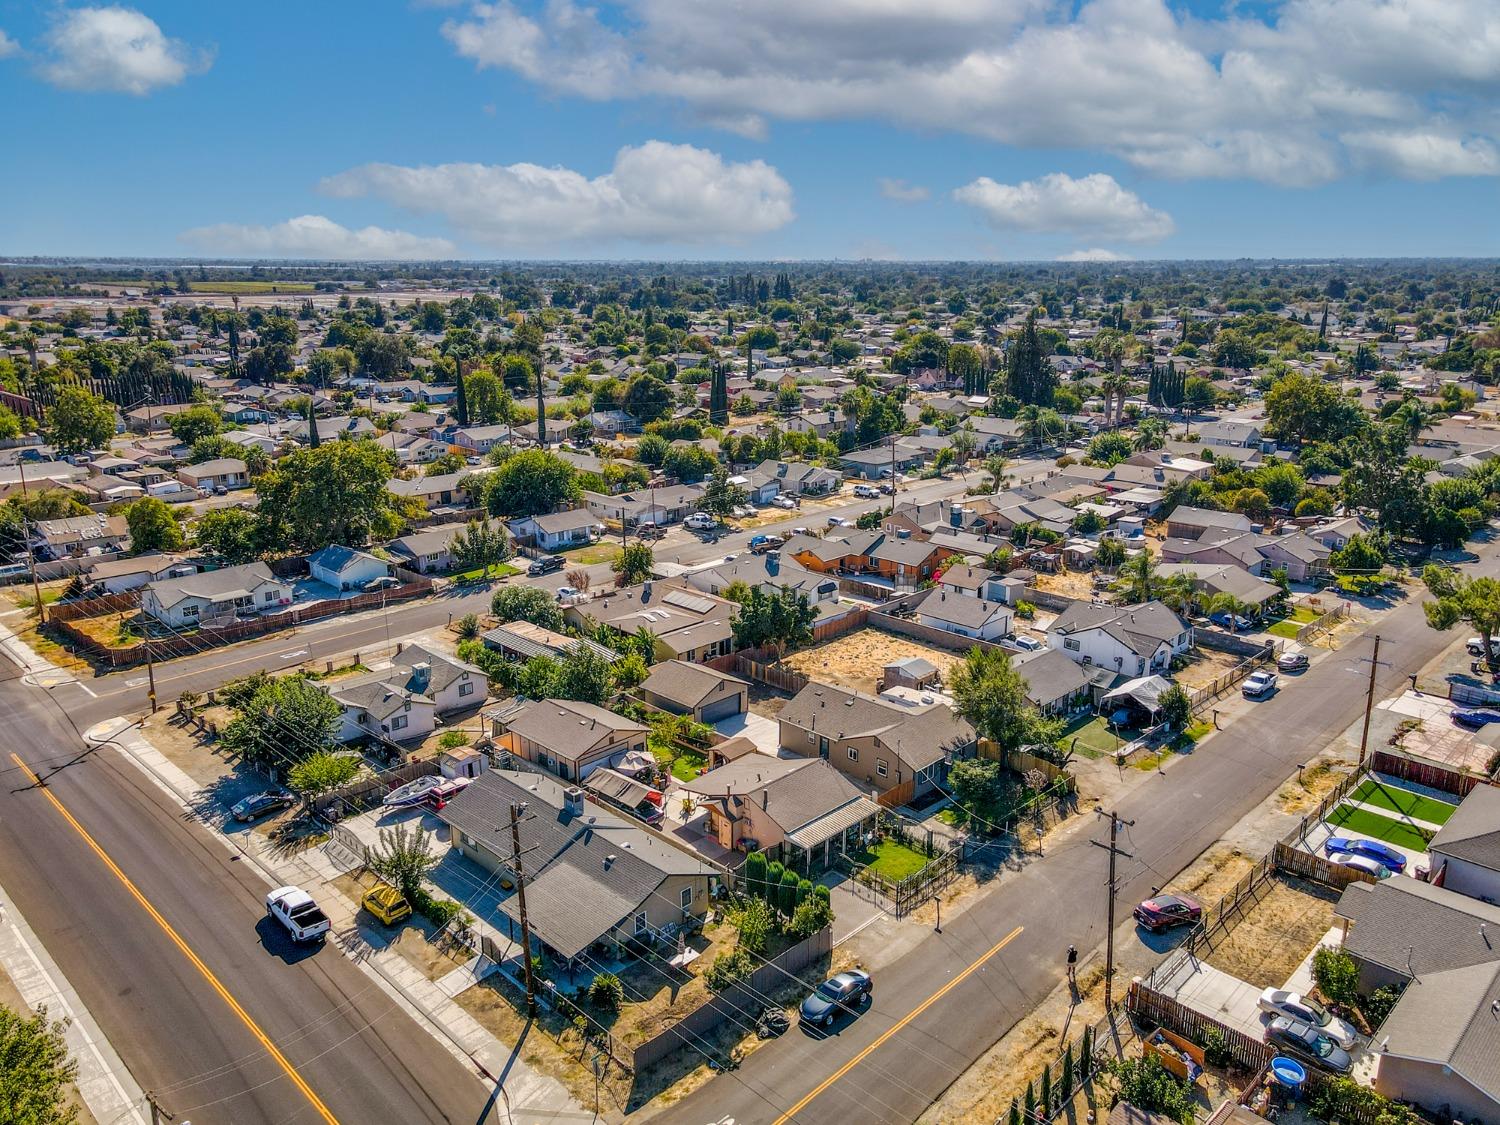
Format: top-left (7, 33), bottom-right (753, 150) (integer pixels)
top-left (1270, 1056), bottom-right (1307, 1096)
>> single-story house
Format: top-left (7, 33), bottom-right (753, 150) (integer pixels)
top-left (565, 581), bottom-right (738, 664)
top-left (307, 544), bottom-right (393, 591)
top-left (681, 756), bottom-right (881, 870)
top-left (915, 590), bottom-right (1014, 641)
top-left (489, 698), bottom-right (649, 783)
top-left (1155, 563), bottom-right (1282, 613)
top-left (1255, 531), bottom-right (1332, 582)
top-left (508, 509), bottom-right (605, 552)
top-left (638, 659), bottom-right (750, 724)
top-left (482, 621), bottom-right (621, 665)
top-left (1011, 647), bottom-right (1094, 715)
top-left (1429, 784), bottom-right (1500, 904)
top-left (385, 523), bottom-right (469, 575)
top-left (31, 514), bottom-right (130, 560)
top-left (439, 771), bottom-right (717, 965)
top-left (84, 552), bottom-right (197, 594)
top-left (1164, 506), bottom-right (1254, 541)
top-left (176, 458), bottom-right (249, 492)
top-left (1047, 600), bottom-right (1192, 678)
top-left (582, 483), bottom-right (705, 529)
top-left (388, 471), bottom-right (476, 512)
top-left (141, 561), bottom-right (293, 628)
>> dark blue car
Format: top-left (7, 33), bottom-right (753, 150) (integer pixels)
top-left (1452, 708), bottom-right (1500, 728)
top-left (1210, 611), bottom-right (1252, 632)
top-left (799, 969), bottom-right (872, 1028)
top-left (1324, 835), bottom-right (1408, 873)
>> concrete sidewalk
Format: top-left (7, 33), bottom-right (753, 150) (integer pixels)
top-left (90, 715), bottom-right (587, 1123)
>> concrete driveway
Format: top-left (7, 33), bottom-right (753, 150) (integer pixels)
top-left (713, 710), bottom-right (783, 755)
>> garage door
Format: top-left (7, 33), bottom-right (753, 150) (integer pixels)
top-left (699, 694), bottom-right (745, 724)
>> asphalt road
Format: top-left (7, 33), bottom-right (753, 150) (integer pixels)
top-left (0, 671), bottom-right (496, 1125)
top-left (54, 467), bottom-right (1026, 729)
top-left (650, 548), bottom-right (1495, 1125)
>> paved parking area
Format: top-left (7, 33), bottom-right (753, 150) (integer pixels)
top-left (714, 710), bottom-right (782, 755)
top-left (1155, 955), bottom-right (1267, 1040)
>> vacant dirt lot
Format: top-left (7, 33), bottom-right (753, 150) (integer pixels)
top-left (1203, 874), bottom-right (1339, 989)
top-left (1174, 647), bottom-right (1249, 690)
top-left (783, 629), bottom-right (963, 695)
top-left (1032, 570), bottom-right (1099, 600)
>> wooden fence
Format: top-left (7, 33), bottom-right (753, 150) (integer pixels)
top-left (309, 759), bottom-right (441, 817)
top-left (49, 589), bottom-right (141, 621)
top-left (629, 926), bottom-right (833, 1072)
top-left (1273, 840), bottom-right (1379, 890)
top-left (868, 605), bottom-right (1014, 657)
top-left (811, 606), bottom-right (869, 643)
top-left (1186, 644), bottom-right (1276, 712)
top-left (1296, 602), bottom-right (1348, 643)
top-left (1370, 747), bottom-right (1492, 797)
top-left (714, 653), bottom-right (811, 695)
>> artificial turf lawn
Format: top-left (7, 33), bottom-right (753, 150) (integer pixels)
top-left (1327, 803), bottom-right (1434, 851)
top-left (1349, 778), bottom-right (1457, 826)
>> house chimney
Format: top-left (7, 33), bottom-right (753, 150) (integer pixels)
top-left (643, 580), bottom-right (653, 602)
top-left (409, 661), bottom-right (431, 694)
top-left (563, 786), bottom-right (585, 817)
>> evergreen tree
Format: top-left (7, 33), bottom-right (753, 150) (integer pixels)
top-left (708, 361), bottom-right (729, 424)
top-left (1079, 1025), bottom-right (1093, 1077)
top-left (454, 360), bottom-right (470, 427)
top-left (1059, 1046), bottom-right (1074, 1104)
top-left (1024, 1080), bottom-right (1036, 1123)
top-left (1040, 1062), bottom-right (1052, 1114)
top-left (307, 401), bottom-right (320, 448)
top-left (1318, 301), bottom-right (1329, 344)
top-left (1006, 310), bottom-right (1056, 406)
top-left (1009, 1101), bottom-right (1021, 1125)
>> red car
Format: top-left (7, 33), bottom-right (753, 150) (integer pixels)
top-left (1133, 893), bottom-right (1203, 933)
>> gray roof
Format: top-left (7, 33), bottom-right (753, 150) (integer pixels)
top-left (308, 543), bottom-right (385, 575)
top-left (438, 770), bottom-right (713, 961)
top-left (328, 674), bottom-right (429, 721)
top-left (1335, 879), bottom-right (1500, 977)
top-left (1012, 647), bottom-right (1092, 708)
top-left (1379, 959), bottom-right (1500, 1102)
top-left (917, 591), bottom-right (1011, 630)
top-left (504, 699), bottom-right (647, 760)
top-left (524, 509), bottom-right (604, 534)
top-left (569, 581), bottom-right (735, 657)
top-left (1156, 563), bottom-right (1280, 605)
top-left (639, 660), bottom-right (749, 710)
top-left (681, 756), bottom-right (873, 837)
top-left (785, 796), bottom-right (883, 850)
top-left (939, 564), bottom-right (996, 593)
top-left (779, 681), bottom-right (975, 772)
top-left (390, 644), bottom-right (486, 695)
top-left (1166, 506), bottom-right (1254, 532)
top-left (1431, 784), bottom-right (1500, 873)
top-left (146, 561), bottom-right (282, 609)
top-left (483, 621), bottom-right (620, 664)
top-left (1050, 600), bottom-right (1188, 657)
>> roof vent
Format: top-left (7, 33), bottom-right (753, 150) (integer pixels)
top-left (604, 854), bottom-right (617, 867)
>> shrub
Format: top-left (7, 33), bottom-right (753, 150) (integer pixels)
top-left (1014, 600), bottom-right (1037, 620)
top-left (796, 877), bottom-right (813, 907)
top-left (787, 895), bottom-right (833, 941)
top-left (766, 860), bottom-right (785, 904)
top-left (589, 972), bottom-right (624, 1011)
top-left (778, 868), bottom-right (801, 915)
top-left (1363, 983), bottom-right (1404, 1028)
top-left (287, 751), bottom-right (360, 795)
top-left (457, 612), bottom-right (481, 639)
top-left (1308, 1078), bottom-right (1420, 1125)
top-left (1059, 1046), bottom-right (1073, 1102)
top-left (813, 884), bottom-right (831, 906)
top-left (745, 851), bottom-right (768, 900)
top-left (1103, 1054), bottom-right (1196, 1125)
top-left (1202, 1028), bottom-right (1231, 1069)
top-left (704, 948), bottom-right (756, 992)
top-left (437, 730), bottom-right (469, 749)
top-left (1312, 947), bottom-right (1361, 1007)
top-left (737, 898), bottom-right (776, 955)
top-left (410, 889), bottom-right (464, 927)
top-left (1040, 1062), bottom-right (1052, 1113)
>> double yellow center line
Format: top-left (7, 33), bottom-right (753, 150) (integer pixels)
top-left (10, 753), bottom-right (339, 1125)
top-left (772, 924), bottom-right (1025, 1124)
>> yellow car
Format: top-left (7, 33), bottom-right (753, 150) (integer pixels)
top-left (361, 884), bottom-right (412, 925)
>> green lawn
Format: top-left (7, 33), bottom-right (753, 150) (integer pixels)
top-left (1349, 778), bottom-right (1458, 826)
top-left (563, 543), bottom-right (618, 566)
top-left (1170, 719), bottom-right (1213, 751)
top-left (452, 563), bottom-right (520, 582)
top-left (852, 838), bottom-right (931, 882)
top-left (1061, 715), bottom-right (1129, 759)
top-left (1327, 803), bottom-right (1435, 851)
top-left (657, 746), bottom-right (707, 782)
top-left (936, 807), bottom-right (965, 828)
top-left (1267, 620), bottom-right (1301, 639)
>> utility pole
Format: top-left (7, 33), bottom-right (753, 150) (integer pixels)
top-left (1090, 807), bottom-right (1135, 1012)
top-left (1358, 634), bottom-right (1382, 766)
top-left (146, 1091), bottom-right (173, 1125)
top-left (144, 627), bottom-right (157, 712)
top-left (16, 459), bottom-right (46, 625)
top-left (509, 802), bottom-right (539, 1016)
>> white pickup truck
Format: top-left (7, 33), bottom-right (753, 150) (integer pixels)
top-left (265, 885), bottom-right (331, 943)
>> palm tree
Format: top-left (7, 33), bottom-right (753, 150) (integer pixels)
top-left (1208, 592), bottom-right (1256, 631)
top-left (1121, 551), bottom-right (1159, 604)
top-left (1133, 417), bottom-right (1167, 452)
top-left (1158, 573), bottom-right (1199, 615)
top-left (982, 453), bottom-right (1010, 493)
top-left (950, 423), bottom-right (977, 472)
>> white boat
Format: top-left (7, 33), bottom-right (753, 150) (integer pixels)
top-left (381, 776), bottom-right (446, 808)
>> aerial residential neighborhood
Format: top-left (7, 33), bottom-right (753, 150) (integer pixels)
top-left (3, 5), bottom-right (1500, 1125)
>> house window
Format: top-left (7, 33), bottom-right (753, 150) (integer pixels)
top-left (847, 747), bottom-right (859, 762)
top-left (391, 715), bottom-right (408, 731)
top-left (1064, 637), bottom-right (1080, 651)
top-left (263, 590), bottom-right (278, 603)
top-left (680, 886), bottom-right (693, 910)
top-left (634, 911), bottom-right (648, 934)
top-left (183, 604), bottom-right (199, 618)
top-left (876, 759), bottom-right (888, 778)
top-left (458, 682), bottom-right (475, 698)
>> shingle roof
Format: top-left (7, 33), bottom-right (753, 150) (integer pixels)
top-left (778, 682), bottom-right (975, 771)
top-left (680, 756), bottom-right (872, 836)
top-left (504, 699), bottom-right (647, 760)
top-left (1335, 879), bottom-right (1500, 977)
top-left (1431, 784), bottom-right (1500, 873)
top-left (639, 660), bottom-right (749, 710)
top-left (1166, 506), bottom-right (1253, 532)
top-left (146, 561), bottom-right (281, 609)
top-left (917, 591), bottom-right (1010, 630)
top-left (1378, 959), bottom-right (1500, 1102)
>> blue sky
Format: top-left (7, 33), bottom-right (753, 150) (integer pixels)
top-left (0, 1), bottom-right (1496, 261)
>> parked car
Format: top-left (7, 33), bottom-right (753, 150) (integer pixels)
top-left (799, 969), bottom-right (872, 1028)
top-left (1132, 893), bottom-right (1203, 933)
top-left (1466, 636), bottom-right (1499, 657)
top-left (1242, 671), bottom-right (1278, 698)
top-left (1323, 836), bottom-right (1408, 874)
top-left (1325, 851), bottom-right (1394, 880)
top-left (1265, 1015), bottom-right (1353, 1072)
top-left (878, 483), bottom-right (896, 495)
top-left (1210, 611), bottom-right (1253, 631)
top-left (749, 534), bottom-right (784, 554)
top-left (1277, 650), bottom-right (1310, 672)
top-left (1451, 707), bottom-right (1500, 728)
top-left (1010, 635), bottom-right (1043, 652)
top-left (365, 575), bottom-right (401, 592)
top-left (827, 515), bottom-right (852, 528)
top-left (265, 886), bottom-right (331, 944)
top-left (1258, 989), bottom-right (1359, 1050)
top-left (528, 555), bottom-right (565, 576)
top-left (772, 495), bottom-right (799, 509)
top-left (360, 883), bottom-right (412, 926)
top-left (852, 484), bottom-right (880, 499)
top-left (556, 585), bottom-right (579, 602)
top-left (231, 790), bottom-right (294, 822)
top-left (684, 513), bottom-right (717, 531)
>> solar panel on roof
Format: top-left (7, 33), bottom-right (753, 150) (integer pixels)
top-left (662, 590), bottom-right (715, 614)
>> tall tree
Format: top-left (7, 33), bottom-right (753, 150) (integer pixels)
top-left (47, 385), bottom-right (116, 454)
top-left (254, 441), bottom-right (403, 550)
top-left (1006, 310), bottom-right (1056, 406)
top-left (454, 359), bottom-right (470, 427)
top-left (949, 646), bottom-right (1062, 754)
top-left (0, 1003), bottom-right (79, 1125)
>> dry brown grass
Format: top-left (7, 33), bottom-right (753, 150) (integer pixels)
top-left (1276, 759), bottom-right (1354, 816)
top-left (1033, 570), bottom-right (1099, 600)
top-left (1203, 875), bottom-right (1339, 989)
top-left (782, 630), bottom-right (963, 695)
top-left (1173, 647), bottom-right (1248, 690)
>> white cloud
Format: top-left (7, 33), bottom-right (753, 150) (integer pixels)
top-left (437, 0), bottom-right (1500, 185)
top-left (179, 215), bottom-right (457, 260)
top-left (1341, 130), bottom-right (1500, 179)
top-left (879, 178), bottom-right (930, 203)
top-left (321, 141), bottom-right (795, 249)
top-left (0, 30), bottom-right (19, 59)
top-left (41, 6), bottom-right (209, 94)
top-left (954, 172), bottom-right (1174, 242)
top-left (1057, 247), bottom-right (1130, 262)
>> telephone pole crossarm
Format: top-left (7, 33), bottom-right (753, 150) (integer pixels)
top-left (1091, 808), bottom-right (1135, 1012)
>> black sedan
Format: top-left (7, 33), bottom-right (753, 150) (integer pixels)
top-left (800, 969), bottom-right (872, 1028)
top-left (528, 555), bottom-right (565, 576)
top-left (231, 790), bottom-right (294, 822)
